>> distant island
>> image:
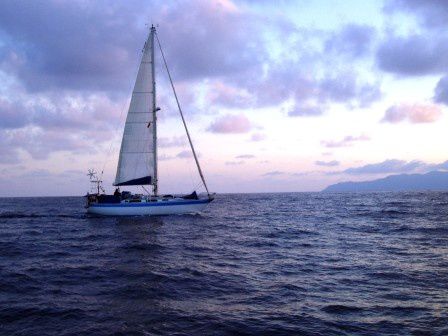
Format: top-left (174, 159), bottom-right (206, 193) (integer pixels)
top-left (323, 171), bottom-right (448, 192)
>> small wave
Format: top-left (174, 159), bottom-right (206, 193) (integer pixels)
top-left (0, 272), bottom-right (41, 294)
top-left (389, 225), bottom-right (411, 232)
top-left (183, 245), bottom-right (213, 253)
top-left (385, 305), bottom-right (429, 315)
top-left (0, 242), bottom-right (25, 257)
top-left (0, 306), bottom-right (86, 323)
top-left (380, 209), bottom-right (408, 215)
top-left (414, 227), bottom-right (448, 235)
top-left (119, 242), bottom-right (166, 251)
top-left (322, 304), bottom-right (364, 314)
top-left (178, 267), bottom-right (205, 277)
top-left (244, 240), bottom-right (280, 248)
top-left (0, 212), bottom-right (84, 219)
top-left (282, 283), bottom-right (307, 292)
top-left (0, 212), bottom-right (42, 219)
top-left (367, 271), bottom-right (406, 280)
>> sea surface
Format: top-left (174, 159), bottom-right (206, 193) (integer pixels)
top-left (1, 192), bottom-right (447, 335)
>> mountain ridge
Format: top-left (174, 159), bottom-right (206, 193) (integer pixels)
top-left (322, 171), bottom-right (448, 192)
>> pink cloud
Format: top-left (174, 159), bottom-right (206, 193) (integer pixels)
top-left (382, 103), bottom-right (442, 123)
top-left (206, 81), bottom-right (252, 108)
top-left (207, 114), bottom-right (252, 133)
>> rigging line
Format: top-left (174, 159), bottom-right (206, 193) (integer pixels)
top-left (100, 96), bottom-right (129, 181)
top-left (193, 180), bottom-right (203, 193)
top-left (183, 138), bottom-right (197, 194)
top-left (141, 185), bottom-right (151, 195)
top-left (155, 31), bottom-right (211, 198)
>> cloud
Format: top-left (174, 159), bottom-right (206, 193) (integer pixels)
top-left (435, 75), bottom-right (448, 105)
top-left (0, 93), bottom-right (123, 161)
top-left (236, 154), bottom-right (255, 159)
top-left (245, 62), bottom-right (381, 112)
top-left (382, 103), bottom-right (442, 123)
top-left (0, 0), bottom-right (384, 134)
top-left (378, 1), bottom-right (448, 78)
top-left (385, 0), bottom-right (448, 29)
top-left (328, 158), bottom-right (448, 176)
top-left (33, 95), bottom-right (122, 131)
top-left (0, 133), bottom-right (20, 163)
top-left (207, 114), bottom-right (252, 134)
top-left (176, 150), bottom-right (195, 159)
top-left (196, 21), bottom-right (381, 112)
top-left (16, 169), bottom-right (85, 182)
top-left (342, 159), bottom-right (428, 175)
top-left (250, 133), bottom-right (266, 142)
top-left (0, 99), bottom-right (31, 129)
top-left (324, 24), bottom-right (376, 58)
top-left (5, 128), bottom-right (96, 160)
top-left (0, 0), bottom-right (270, 95)
top-left (262, 170), bottom-right (311, 178)
top-left (288, 104), bottom-right (324, 117)
top-left (317, 73), bottom-right (381, 106)
top-left (225, 161), bottom-right (244, 165)
top-left (315, 160), bottom-right (339, 167)
top-left (0, 1), bottom-right (146, 92)
top-left (376, 35), bottom-right (448, 76)
top-left (158, 136), bottom-right (187, 148)
top-left (158, 154), bottom-right (174, 161)
top-left (246, 62), bottom-right (315, 107)
top-left (157, 0), bottom-right (266, 81)
top-left (206, 81), bottom-right (253, 108)
top-left (0, 93), bottom-right (122, 132)
top-left (263, 171), bottom-right (285, 176)
top-left (321, 135), bottom-right (370, 148)
top-left (435, 160), bottom-right (448, 170)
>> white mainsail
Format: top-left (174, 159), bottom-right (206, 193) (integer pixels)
top-left (114, 30), bottom-right (156, 187)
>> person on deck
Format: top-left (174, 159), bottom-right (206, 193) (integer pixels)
top-left (114, 187), bottom-right (121, 197)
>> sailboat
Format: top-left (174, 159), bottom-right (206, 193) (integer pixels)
top-left (86, 25), bottom-right (214, 216)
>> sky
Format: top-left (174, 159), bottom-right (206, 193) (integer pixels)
top-left (0, 0), bottom-right (448, 196)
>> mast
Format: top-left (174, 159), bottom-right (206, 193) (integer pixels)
top-left (155, 32), bottom-right (211, 198)
top-left (151, 25), bottom-right (158, 196)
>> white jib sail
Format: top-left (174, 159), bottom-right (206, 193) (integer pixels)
top-left (114, 33), bottom-right (155, 186)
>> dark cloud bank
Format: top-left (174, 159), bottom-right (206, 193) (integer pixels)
top-left (0, 0), bottom-right (386, 162)
top-left (379, 0), bottom-right (448, 107)
top-left (0, 0), bottom-right (445, 167)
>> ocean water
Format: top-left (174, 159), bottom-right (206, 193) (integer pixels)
top-left (1, 192), bottom-right (447, 336)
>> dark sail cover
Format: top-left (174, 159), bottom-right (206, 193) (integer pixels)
top-left (113, 175), bottom-right (152, 186)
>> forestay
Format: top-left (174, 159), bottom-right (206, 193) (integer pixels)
top-left (114, 33), bottom-right (155, 186)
